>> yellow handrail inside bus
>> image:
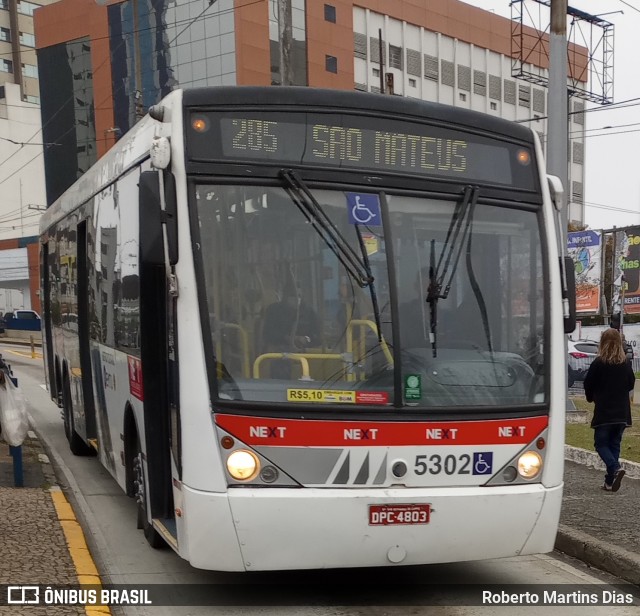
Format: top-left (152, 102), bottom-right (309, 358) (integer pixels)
top-left (253, 353), bottom-right (312, 380)
top-left (346, 319), bottom-right (394, 366)
top-left (254, 351), bottom-right (381, 382)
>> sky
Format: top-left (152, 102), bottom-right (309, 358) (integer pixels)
top-left (462, 0), bottom-right (640, 231)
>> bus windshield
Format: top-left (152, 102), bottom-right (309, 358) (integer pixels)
top-left (195, 183), bottom-right (545, 410)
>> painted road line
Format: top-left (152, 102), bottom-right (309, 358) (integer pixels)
top-left (50, 486), bottom-right (112, 616)
top-left (1, 348), bottom-right (43, 359)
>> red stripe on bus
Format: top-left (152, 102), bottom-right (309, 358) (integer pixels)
top-left (215, 414), bottom-right (548, 447)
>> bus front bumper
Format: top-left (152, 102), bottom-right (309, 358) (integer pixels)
top-left (181, 483), bottom-right (563, 571)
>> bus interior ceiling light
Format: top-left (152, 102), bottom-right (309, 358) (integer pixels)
top-left (226, 450), bottom-right (260, 480)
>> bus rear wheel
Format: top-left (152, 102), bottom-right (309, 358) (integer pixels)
top-left (62, 374), bottom-right (94, 457)
top-left (133, 438), bottom-right (165, 549)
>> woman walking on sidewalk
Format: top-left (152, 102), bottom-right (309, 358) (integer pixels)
top-left (584, 328), bottom-right (635, 492)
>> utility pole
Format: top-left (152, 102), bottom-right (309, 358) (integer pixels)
top-left (133, 0), bottom-right (144, 119)
top-left (277, 0), bottom-right (293, 85)
top-left (378, 28), bottom-right (384, 93)
top-left (548, 0), bottom-right (569, 256)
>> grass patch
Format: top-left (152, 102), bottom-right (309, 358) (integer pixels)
top-left (566, 396), bottom-right (640, 463)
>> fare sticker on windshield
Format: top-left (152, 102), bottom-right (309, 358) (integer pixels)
top-left (287, 389), bottom-right (389, 404)
top-left (404, 374), bottom-right (422, 400)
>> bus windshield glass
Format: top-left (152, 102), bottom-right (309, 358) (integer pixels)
top-left (195, 184), bottom-right (545, 409)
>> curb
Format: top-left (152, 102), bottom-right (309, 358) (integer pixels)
top-left (27, 412), bottom-right (128, 616)
top-left (555, 524), bottom-right (640, 586)
top-left (565, 444), bottom-right (640, 479)
top-left (559, 446), bottom-right (640, 585)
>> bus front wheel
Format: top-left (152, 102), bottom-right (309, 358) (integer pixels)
top-left (133, 438), bottom-right (165, 549)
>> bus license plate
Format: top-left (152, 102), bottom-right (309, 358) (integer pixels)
top-left (369, 504), bottom-right (431, 526)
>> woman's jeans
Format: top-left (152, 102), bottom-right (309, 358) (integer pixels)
top-left (594, 424), bottom-right (626, 485)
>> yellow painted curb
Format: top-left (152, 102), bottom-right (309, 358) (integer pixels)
top-left (50, 489), bottom-right (112, 616)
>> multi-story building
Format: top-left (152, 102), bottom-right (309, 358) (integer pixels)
top-left (0, 1), bottom-right (58, 312)
top-left (34, 0), bottom-right (587, 223)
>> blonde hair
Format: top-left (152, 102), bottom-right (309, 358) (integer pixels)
top-left (598, 328), bottom-right (626, 364)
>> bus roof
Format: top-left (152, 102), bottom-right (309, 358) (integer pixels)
top-left (41, 86), bottom-right (536, 235)
top-left (182, 86), bottom-right (535, 144)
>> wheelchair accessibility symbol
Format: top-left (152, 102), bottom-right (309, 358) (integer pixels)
top-left (346, 192), bottom-right (382, 226)
top-left (472, 452), bottom-right (493, 475)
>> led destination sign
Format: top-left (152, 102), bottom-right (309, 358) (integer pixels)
top-left (187, 111), bottom-right (536, 188)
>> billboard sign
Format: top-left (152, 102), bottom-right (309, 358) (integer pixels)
top-left (567, 230), bottom-right (602, 314)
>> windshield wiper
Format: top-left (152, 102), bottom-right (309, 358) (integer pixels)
top-left (280, 169), bottom-right (384, 341)
top-left (426, 185), bottom-right (480, 357)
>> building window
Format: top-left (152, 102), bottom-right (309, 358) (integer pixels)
top-left (324, 4), bottom-right (336, 23)
top-left (17, 1), bottom-right (40, 16)
top-left (372, 67), bottom-right (380, 77)
top-left (354, 32), bottom-right (367, 59)
top-left (0, 27), bottom-right (10, 42)
top-left (573, 142), bottom-right (584, 165)
top-left (440, 60), bottom-right (455, 87)
top-left (409, 78), bottom-right (417, 88)
top-left (504, 79), bottom-right (516, 104)
top-left (489, 74), bottom-right (501, 100)
top-left (0, 59), bottom-right (13, 73)
top-left (490, 101), bottom-right (497, 111)
top-left (406, 49), bottom-right (421, 77)
top-left (533, 88), bottom-right (546, 113)
top-left (518, 85), bottom-right (531, 108)
top-left (22, 63), bottom-right (38, 79)
top-left (459, 92), bottom-right (467, 102)
top-left (24, 94), bottom-right (39, 104)
top-left (457, 65), bottom-right (471, 92)
top-left (0, 0), bottom-right (7, 9)
top-left (20, 32), bottom-right (35, 47)
top-left (424, 54), bottom-right (438, 82)
top-left (369, 37), bottom-right (386, 64)
top-left (325, 55), bottom-right (338, 74)
top-left (473, 70), bottom-right (486, 96)
top-left (572, 180), bottom-right (583, 204)
top-left (389, 44), bottom-right (403, 70)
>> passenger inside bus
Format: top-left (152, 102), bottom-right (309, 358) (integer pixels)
top-left (262, 277), bottom-right (321, 378)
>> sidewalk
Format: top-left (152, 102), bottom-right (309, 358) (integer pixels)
top-left (0, 435), bottom-right (95, 615)
top-left (557, 451), bottom-right (640, 585)
top-left (1, 425), bottom-right (639, 608)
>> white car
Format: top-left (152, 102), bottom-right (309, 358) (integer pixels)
top-left (567, 339), bottom-right (598, 387)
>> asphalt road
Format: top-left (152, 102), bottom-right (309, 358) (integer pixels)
top-left (4, 344), bottom-right (639, 616)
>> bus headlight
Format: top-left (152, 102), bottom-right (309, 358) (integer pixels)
top-left (226, 450), bottom-right (260, 481)
top-left (517, 451), bottom-right (543, 479)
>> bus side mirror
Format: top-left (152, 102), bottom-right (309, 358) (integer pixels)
top-left (562, 256), bottom-right (576, 334)
top-left (139, 170), bottom-right (178, 266)
top-left (547, 175), bottom-right (564, 212)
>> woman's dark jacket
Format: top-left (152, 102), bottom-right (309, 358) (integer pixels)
top-left (583, 357), bottom-right (635, 428)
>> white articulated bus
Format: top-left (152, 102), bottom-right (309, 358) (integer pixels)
top-left (40, 86), bottom-right (575, 571)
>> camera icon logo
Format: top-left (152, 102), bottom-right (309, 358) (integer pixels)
top-left (7, 586), bottom-right (40, 604)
